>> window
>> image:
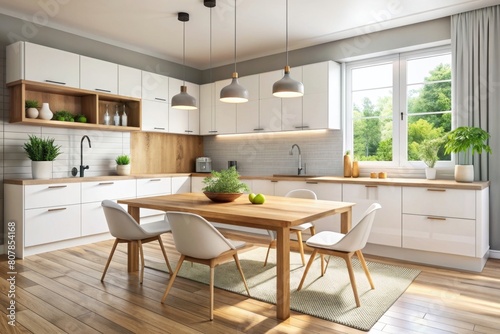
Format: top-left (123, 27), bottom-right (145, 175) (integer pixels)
top-left (345, 47), bottom-right (452, 167)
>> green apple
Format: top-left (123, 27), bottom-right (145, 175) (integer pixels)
top-left (252, 193), bottom-right (266, 205)
top-left (248, 193), bottom-right (256, 203)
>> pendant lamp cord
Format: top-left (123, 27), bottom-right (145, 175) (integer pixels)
top-left (182, 19), bottom-right (186, 85)
top-left (233, 0), bottom-right (237, 73)
top-left (285, 0), bottom-right (289, 66)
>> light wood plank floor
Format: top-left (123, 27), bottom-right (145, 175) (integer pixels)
top-left (1, 231), bottom-right (499, 334)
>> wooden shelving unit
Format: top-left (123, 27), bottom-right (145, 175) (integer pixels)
top-left (8, 80), bottom-right (142, 131)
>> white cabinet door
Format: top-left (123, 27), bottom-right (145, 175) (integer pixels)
top-left (236, 75), bottom-right (260, 133)
top-left (281, 67), bottom-right (304, 131)
top-left (142, 99), bottom-right (169, 132)
top-left (136, 178), bottom-right (171, 197)
top-left (118, 65), bottom-right (142, 98)
top-left (168, 78), bottom-right (200, 135)
top-left (80, 56), bottom-right (118, 94)
top-left (259, 98), bottom-right (282, 132)
top-left (24, 42), bottom-right (80, 88)
top-left (259, 70), bottom-right (282, 99)
top-left (172, 176), bottom-right (191, 194)
top-left (215, 79), bottom-right (237, 134)
top-left (142, 71), bottom-right (169, 102)
top-left (25, 183), bottom-right (81, 209)
top-left (251, 180), bottom-right (276, 196)
top-left (200, 83), bottom-right (217, 135)
top-left (81, 201), bottom-right (109, 236)
top-left (343, 184), bottom-right (402, 247)
top-left (191, 176), bottom-right (205, 193)
top-left (81, 179), bottom-right (136, 203)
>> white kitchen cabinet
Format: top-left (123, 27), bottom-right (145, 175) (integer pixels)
top-left (141, 99), bottom-right (169, 132)
top-left (215, 79), bottom-right (237, 134)
top-left (136, 177), bottom-right (171, 224)
top-left (6, 41), bottom-right (80, 88)
top-left (191, 176), bottom-right (205, 193)
top-left (236, 75), bottom-right (261, 133)
top-left (251, 179), bottom-right (277, 196)
top-left (168, 78), bottom-right (200, 135)
top-left (25, 183), bottom-right (81, 209)
top-left (80, 56), bottom-right (118, 94)
top-left (118, 65), bottom-right (142, 98)
top-left (172, 176), bottom-right (191, 194)
top-left (259, 70), bottom-right (283, 132)
top-left (342, 184), bottom-right (402, 247)
top-left (141, 71), bottom-right (169, 102)
top-left (200, 83), bottom-right (217, 135)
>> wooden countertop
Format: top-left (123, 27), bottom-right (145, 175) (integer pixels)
top-left (4, 173), bottom-right (192, 185)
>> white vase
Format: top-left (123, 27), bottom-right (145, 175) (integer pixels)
top-left (38, 102), bottom-right (53, 120)
top-left (116, 164), bottom-right (131, 176)
top-left (32, 161), bottom-right (53, 179)
top-left (26, 107), bottom-right (39, 119)
top-left (455, 165), bottom-right (474, 183)
top-left (425, 167), bottom-right (436, 180)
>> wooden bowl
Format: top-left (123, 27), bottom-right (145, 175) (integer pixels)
top-left (203, 192), bottom-right (243, 203)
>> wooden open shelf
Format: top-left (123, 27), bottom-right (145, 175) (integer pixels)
top-left (8, 80), bottom-right (142, 131)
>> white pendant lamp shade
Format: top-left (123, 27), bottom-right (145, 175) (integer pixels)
top-left (172, 12), bottom-right (197, 110)
top-left (220, 72), bottom-right (249, 103)
top-left (273, 65), bottom-right (304, 98)
top-left (171, 85), bottom-right (197, 110)
top-left (273, 0), bottom-right (304, 98)
top-left (220, 0), bottom-right (248, 103)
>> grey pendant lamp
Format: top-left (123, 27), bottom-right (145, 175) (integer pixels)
top-left (171, 12), bottom-right (197, 110)
top-left (273, 0), bottom-right (304, 98)
top-left (220, 0), bottom-right (248, 103)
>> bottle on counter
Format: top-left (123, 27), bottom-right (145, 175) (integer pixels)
top-left (343, 150), bottom-right (352, 177)
top-left (352, 161), bottom-right (359, 178)
top-left (104, 104), bottom-right (110, 125)
top-left (121, 104), bottom-right (127, 126)
top-left (114, 105), bottom-right (120, 126)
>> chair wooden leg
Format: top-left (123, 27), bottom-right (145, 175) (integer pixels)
top-left (356, 250), bottom-right (374, 289)
top-left (233, 254), bottom-right (250, 296)
top-left (263, 240), bottom-right (275, 267)
top-left (296, 231), bottom-right (306, 265)
top-left (101, 239), bottom-right (119, 282)
top-left (209, 265), bottom-right (215, 321)
top-left (344, 254), bottom-right (361, 307)
top-left (310, 226), bottom-right (316, 235)
top-left (138, 240), bottom-right (144, 284)
top-left (157, 236), bottom-right (173, 274)
top-left (297, 249), bottom-right (318, 290)
top-left (161, 255), bottom-right (185, 304)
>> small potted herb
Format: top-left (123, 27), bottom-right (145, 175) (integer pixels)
top-left (25, 99), bottom-right (39, 119)
top-left (202, 166), bottom-right (250, 202)
top-left (418, 137), bottom-right (444, 179)
top-left (23, 135), bottom-right (62, 179)
top-left (115, 154), bottom-right (131, 176)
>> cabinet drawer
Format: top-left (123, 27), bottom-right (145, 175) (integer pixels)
top-left (81, 180), bottom-right (136, 203)
top-left (25, 183), bottom-right (80, 209)
top-left (402, 214), bottom-right (475, 257)
top-left (137, 178), bottom-right (171, 197)
top-left (402, 187), bottom-right (475, 219)
top-left (25, 204), bottom-right (81, 246)
top-left (81, 201), bottom-right (126, 236)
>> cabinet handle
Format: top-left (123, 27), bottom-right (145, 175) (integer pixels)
top-left (427, 188), bottom-right (446, 192)
top-left (98, 182), bottom-right (115, 185)
top-left (427, 216), bottom-right (446, 221)
top-left (48, 207), bottom-right (67, 212)
top-left (365, 185), bottom-right (378, 188)
top-left (95, 88), bottom-right (111, 93)
top-left (271, 180), bottom-right (278, 183)
top-left (154, 97), bottom-right (167, 102)
top-left (306, 181), bottom-right (318, 184)
top-left (154, 127), bottom-right (166, 130)
top-left (184, 130), bottom-right (193, 133)
top-left (294, 125), bottom-right (309, 129)
top-left (48, 185), bottom-right (68, 189)
top-left (253, 128), bottom-right (264, 131)
top-left (45, 79), bottom-right (66, 85)
top-left (149, 179), bottom-right (161, 182)
top-left (209, 130), bottom-right (218, 133)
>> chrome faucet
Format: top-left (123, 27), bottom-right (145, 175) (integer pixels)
top-left (80, 135), bottom-right (91, 177)
top-left (289, 143), bottom-right (303, 175)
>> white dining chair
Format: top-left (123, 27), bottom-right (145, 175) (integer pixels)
top-left (100, 200), bottom-right (173, 284)
top-left (264, 189), bottom-right (317, 266)
top-left (297, 203), bottom-right (381, 307)
top-left (161, 211), bottom-right (250, 321)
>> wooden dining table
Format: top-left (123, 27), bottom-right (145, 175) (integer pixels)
top-left (118, 192), bottom-right (354, 320)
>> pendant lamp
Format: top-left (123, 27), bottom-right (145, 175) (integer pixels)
top-left (220, 0), bottom-right (248, 103)
top-left (272, 0), bottom-right (304, 98)
top-left (171, 12), bottom-right (197, 110)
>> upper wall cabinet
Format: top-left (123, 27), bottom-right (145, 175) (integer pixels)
top-left (118, 65), bottom-right (142, 98)
top-left (168, 78), bottom-right (200, 135)
top-left (80, 56), bottom-right (118, 94)
top-left (236, 74), bottom-right (261, 133)
top-left (199, 83), bottom-right (217, 135)
top-left (214, 79), bottom-right (237, 135)
top-left (141, 71), bottom-right (169, 102)
top-left (7, 41), bottom-right (80, 88)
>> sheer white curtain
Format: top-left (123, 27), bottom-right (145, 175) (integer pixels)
top-left (452, 5), bottom-right (500, 250)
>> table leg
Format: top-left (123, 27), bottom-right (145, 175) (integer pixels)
top-left (276, 227), bottom-right (290, 320)
top-left (340, 208), bottom-right (352, 234)
top-left (127, 206), bottom-right (140, 272)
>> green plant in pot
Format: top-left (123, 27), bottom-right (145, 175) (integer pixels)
top-left (23, 135), bottom-right (62, 179)
top-left (418, 137), bottom-right (445, 180)
top-left (25, 99), bottom-right (39, 119)
top-left (115, 154), bottom-right (131, 176)
top-left (444, 126), bottom-right (492, 182)
top-left (202, 166), bottom-right (250, 202)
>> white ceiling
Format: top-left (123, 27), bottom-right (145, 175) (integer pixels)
top-left (0, 0), bottom-right (499, 69)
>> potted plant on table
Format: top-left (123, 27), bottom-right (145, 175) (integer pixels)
top-left (202, 166), bottom-right (250, 202)
top-left (418, 137), bottom-right (444, 180)
top-left (115, 155), bottom-right (131, 176)
top-left (23, 135), bottom-right (62, 179)
top-left (444, 126), bottom-right (492, 182)
top-left (25, 99), bottom-right (39, 119)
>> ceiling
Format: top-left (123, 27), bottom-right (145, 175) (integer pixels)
top-left (0, 0), bottom-right (499, 69)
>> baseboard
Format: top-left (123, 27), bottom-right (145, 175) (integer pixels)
top-left (489, 249), bottom-right (500, 259)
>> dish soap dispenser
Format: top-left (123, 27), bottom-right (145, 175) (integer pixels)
top-left (114, 105), bottom-right (120, 126)
top-left (121, 104), bottom-right (127, 126)
top-left (103, 104), bottom-right (110, 125)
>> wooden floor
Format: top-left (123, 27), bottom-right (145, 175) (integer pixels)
top-left (1, 231), bottom-right (499, 334)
